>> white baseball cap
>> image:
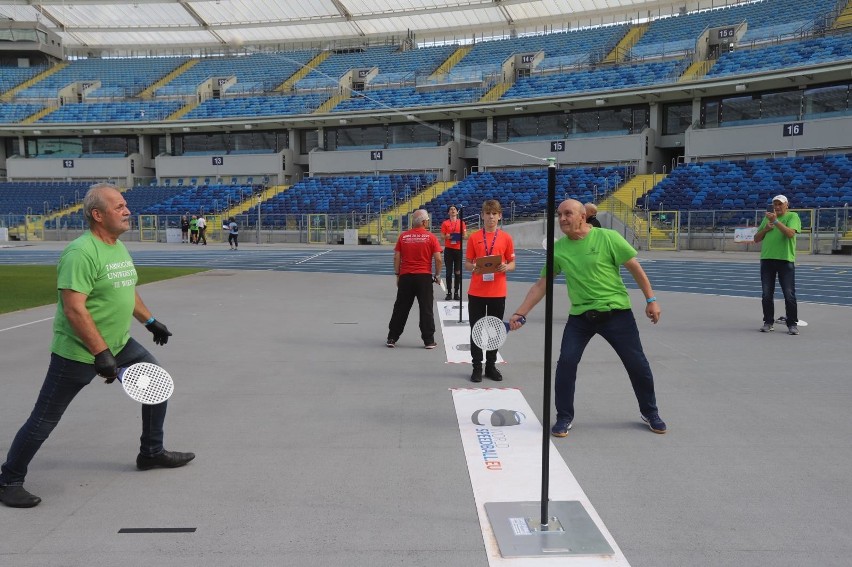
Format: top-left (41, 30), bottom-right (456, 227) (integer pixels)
top-left (772, 195), bottom-right (788, 204)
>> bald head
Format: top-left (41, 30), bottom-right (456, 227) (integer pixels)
top-left (559, 199), bottom-right (585, 216)
top-left (584, 202), bottom-right (597, 216)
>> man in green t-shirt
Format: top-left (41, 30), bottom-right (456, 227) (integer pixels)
top-left (754, 194), bottom-right (801, 335)
top-left (0, 184), bottom-right (194, 509)
top-left (508, 199), bottom-right (666, 437)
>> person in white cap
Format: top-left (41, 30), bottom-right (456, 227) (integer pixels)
top-left (754, 194), bottom-right (801, 335)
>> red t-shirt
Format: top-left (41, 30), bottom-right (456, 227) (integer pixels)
top-left (440, 219), bottom-right (466, 250)
top-left (466, 229), bottom-right (515, 297)
top-left (395, 227), bottom-right (442, 275)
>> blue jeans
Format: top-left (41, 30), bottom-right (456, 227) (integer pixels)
top-left (554, 309), bottom-right (659, 422)
top-left (0, 338), bottom-right (168, 486)
top-left (761, 259), bottom-right (797, 325)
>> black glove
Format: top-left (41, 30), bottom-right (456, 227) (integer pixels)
top-left (145, 319), bottom-right (172, 346)
top-left (94, 349), bottom-right (118, 383)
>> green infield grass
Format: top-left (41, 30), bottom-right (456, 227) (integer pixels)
top-left (0, 265), bottom-right (206, 314)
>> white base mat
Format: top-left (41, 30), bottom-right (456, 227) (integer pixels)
top-left (451, 387), bottom-right (629, 566)
top-left (438, 301), bottom-right (505, 364)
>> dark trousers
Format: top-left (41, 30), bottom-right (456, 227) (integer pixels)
top-left (444, 247), bottom-right (462, 295)
top-left (0, 338), bottom-right (168, 486)
top-left (388, 274), bottom-right (435, 344)
top-left (468, 295), bottom-right (505, 368)
top-left (197, 227), bottom-right (207, 245)
top-left (228, 233), bottom-right (238, 248)
top-left (761, 259), bottom-right (797, 325)
top-left (554, 309), bottom-right (658, 422)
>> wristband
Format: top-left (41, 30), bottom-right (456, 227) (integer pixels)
top-left (513, 312), bottom-right (526, 318)
top-left (145, 317), bottom-right (156, 325)
top-left (646, 297), bottom-right (657, 304)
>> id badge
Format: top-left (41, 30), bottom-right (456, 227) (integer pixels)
top-left (482, 272), bottom-right (495, 282)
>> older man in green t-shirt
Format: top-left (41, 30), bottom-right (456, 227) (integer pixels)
top-left (0, 184), bottom-right (194, 509)
top-left (754, 194), bottom-right (801, 335)
top-left (509, 199), bottom-right (666, 437)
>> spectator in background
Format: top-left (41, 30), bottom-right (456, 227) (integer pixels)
top-left (387, 209), bottom-right (443, 349)
top-left (754, 194), bottom-right (801, 335)
top-left (188, 215), bottom-right (198, 244)
top-left (180, 215), bottom-right (190, 243)
top-left (196, 214), bottom-right (207, 245)
top-left (585, 202), bottom-right (601, 228)
top-left (226, 217), bottom-right (239, 250)
top-left (440, 205), bottom-right (466, 301)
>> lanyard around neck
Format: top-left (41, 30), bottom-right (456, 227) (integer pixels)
top-left (482, 229), bottom-right (499, 256)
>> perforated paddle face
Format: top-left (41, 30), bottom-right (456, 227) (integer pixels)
top-left (471, 315), bottom-right (508, 351)
top-left (118, 363), bottom-right (174, 405)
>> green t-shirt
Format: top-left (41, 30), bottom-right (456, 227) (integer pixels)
top-left (542, 228), bottom-right (637, 315)
top-left (189, 218), bottom-right (198, 231)
top-left (51, 232), bottom-right (138, 363)
top-left (757, 211), bottom-right (801, 262)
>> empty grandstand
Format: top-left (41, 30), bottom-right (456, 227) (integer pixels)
top-left (0, 0), bottom-right (850, 252)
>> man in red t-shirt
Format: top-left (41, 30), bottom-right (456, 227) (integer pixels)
top-left (440, 205), bottom-right (467, 301)
top-left (465, 199), bottom-right (516, 382)
top-left (387, 209), bottom-right (443, 349)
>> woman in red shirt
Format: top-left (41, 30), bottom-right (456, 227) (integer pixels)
top-left (440, 205), bottom-right (466, 301)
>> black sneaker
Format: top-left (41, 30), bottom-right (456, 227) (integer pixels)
top-left (0, 485), bottom-right (41, 508)
top-left (471, 365), bottom-right (483, 383)
top-left (551, 418), bottom-right (573, 437)
top-left (760, 323), bottom-right (774, 332)
top-left (445, 293), bottom-right (453, 301)
top-left (386, 338), bottom-right (396, 348)
top-left (453, 293), bottom-right (461, 301)
top-left (136, 450), bottom-right (196, 471)
top-left (641, 413), bottom-right (667, 434)
top-left (424, 342), bottom-right (437, 349)
top-left (484, 364), bottom-right (503, 381)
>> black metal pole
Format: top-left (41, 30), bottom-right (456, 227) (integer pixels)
top-left (458, 206), bottom-right (465, 323)
top-left (541, 158), bottom-right (557, 527)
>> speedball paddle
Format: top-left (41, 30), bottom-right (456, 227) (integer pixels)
top-left (471, 315), bottom-right (525, 351)
top-left (109, 362), bottom-right (174, 405)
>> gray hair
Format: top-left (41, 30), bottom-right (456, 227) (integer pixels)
top-left (412, 209), bottom-right (429, 226)
top-left (82, 183), bottom-right (119, 226)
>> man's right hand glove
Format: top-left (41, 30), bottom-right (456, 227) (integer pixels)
top-left (145, 319), bottom-right (172, 346)
top-left (94, 349), bottom-right (118, 383)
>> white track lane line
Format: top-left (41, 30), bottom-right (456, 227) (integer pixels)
top-left (0, 316), bottom-right (54, 333)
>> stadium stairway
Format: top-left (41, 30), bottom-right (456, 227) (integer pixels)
top-left (222, 185), bottom-right (289, 219)
top-left (480, 82), bottom-right (512, 102)
top-left (0, 63), bottom-right (67, 102)
top-left (429, 45), bottom-right (473, 79)
top-left (21, 104), bottom-right (59, 124)
top-left (166, 100), bottom-right (201, 120)
top-left (833, 0), bottom-right (852, 29)
top-left (601, 174), bottom-right (671, 246)
top-left (314, 92), bottom-right (350, 113)
top-left (276, 51), bottom-right (331, 92)
top-left (603, 23), bottom-right (648, 63)
top-left (138, 59), bottom-right (200, 99)
top-left (679, 59), bottom-right (716, 82)
top-left (358, 181), bottom-right (456, 244)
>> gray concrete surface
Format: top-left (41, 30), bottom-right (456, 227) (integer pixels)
top-left (1, 242), bottom-right (851, 566)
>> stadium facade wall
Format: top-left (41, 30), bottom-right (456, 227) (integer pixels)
top-left (685, 114), bottom-right (852, 161)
